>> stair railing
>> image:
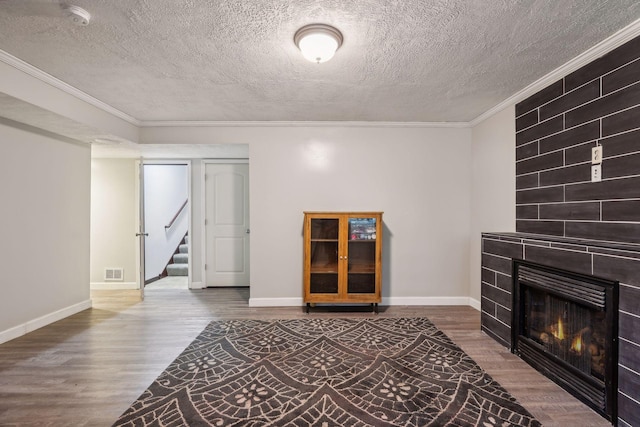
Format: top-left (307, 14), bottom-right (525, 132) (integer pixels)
top-left (165, 199), bottom-right (188, 229)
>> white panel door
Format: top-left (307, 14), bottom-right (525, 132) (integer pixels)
top-left (205, 163), bottom-right (250, 286)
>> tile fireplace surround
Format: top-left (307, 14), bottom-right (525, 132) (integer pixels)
top-left (481, 232), bottom-right (640, 426)
top-left (484, 32), bottom-right (640, 426)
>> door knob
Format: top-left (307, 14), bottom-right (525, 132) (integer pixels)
top-left (246, 229), bottom-right (250, 234)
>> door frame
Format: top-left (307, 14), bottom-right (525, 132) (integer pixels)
top-left (201, 159), bottom-right (249, 288)
top-left (135, 159), bottom-right (193, 290)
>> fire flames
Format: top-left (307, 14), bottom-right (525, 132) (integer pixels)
top-left (571, 335), bottom-right (584, 354)
top-left (544, 317), bottom-right (589, 356)
top-left (550, 317), bottom-right (565, 340)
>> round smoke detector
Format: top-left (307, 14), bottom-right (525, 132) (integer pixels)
top-left (64, 5), bottom-right (91, 26)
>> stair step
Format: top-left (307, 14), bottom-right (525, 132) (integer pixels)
top-left (167, 264), bottom-right (188, 276)
top-left (179, 244), bottom-right (188, 254)
top-left (173, 253), bottom-right (188, 264)
top-left (184, 235), bottom-right (189, 244)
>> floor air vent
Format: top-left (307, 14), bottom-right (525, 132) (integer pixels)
top-left (105, 268), bottom-right (124, 281)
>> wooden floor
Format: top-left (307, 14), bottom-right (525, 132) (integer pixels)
top-left (0, 288), bottom-right (610, 426)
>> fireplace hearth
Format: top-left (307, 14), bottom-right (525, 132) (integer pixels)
top-left (512, 260), bottom-right (618, 423)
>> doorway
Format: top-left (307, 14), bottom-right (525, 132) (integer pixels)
top-left (204, 161), bottom-right (250, 287)
top-left (141, 162), bottom-right (190, 290)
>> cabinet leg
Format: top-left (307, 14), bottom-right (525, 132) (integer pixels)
top-left (306, 303), bottom-right (310, 314)
top-left (373, 303), bottom-right (378, 314)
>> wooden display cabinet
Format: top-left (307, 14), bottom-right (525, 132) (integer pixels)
top-left (303, 212), bottom-right (382, 313)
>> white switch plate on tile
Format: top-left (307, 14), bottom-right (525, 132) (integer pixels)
top-left (592, 145), bottom-right (603, 164)
top-left (592, 164), bottom-right (602, 182)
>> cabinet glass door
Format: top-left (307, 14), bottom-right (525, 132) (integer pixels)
top-left (309, 218), bottom-right (339, 294)
top-left (347, 217), bottom-right (377, 293)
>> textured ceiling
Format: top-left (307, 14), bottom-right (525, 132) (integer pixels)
top-left (1, 0), bottom-right (640, 123)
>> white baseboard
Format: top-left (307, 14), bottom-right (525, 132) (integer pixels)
top-left (0, 299), bottom-right (92, 344)
top-left (90, 281), bottom-right (138, 290)
top-left (249, 297), bottom-right (303, 307)
top-left (383, 296), bottom-right (479, 307)
top-left (468, 297), bottom-right (481, 311)
top-left (249, 296), bottom-right (482, 310)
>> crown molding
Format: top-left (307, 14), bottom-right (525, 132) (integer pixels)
top-left (139, 120), bottom-right (472, 129)
top-left (0, 49), bottom-right (140, 126)
top-left (0, 47), bottom-right (472, 130)
top-left (470, 17), bottom-right (640, 127)
top-left (4, 15), bottom-right (640, 132)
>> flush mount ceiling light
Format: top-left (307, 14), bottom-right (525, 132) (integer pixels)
top-left (294, 24), bottom-right (343, 64)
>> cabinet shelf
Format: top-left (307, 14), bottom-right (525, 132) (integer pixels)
top-left (310, 265), bottom-right (339, 273)
top-left (348, 265), bottom-right (375, 274)
top-left (312, 265), bottom-right (374, 274)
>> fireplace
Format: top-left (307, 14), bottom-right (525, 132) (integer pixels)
top-left (512, 260), bottom-right (619, 423)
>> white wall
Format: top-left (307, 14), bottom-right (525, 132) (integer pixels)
top-left (90, 158), bottom-right (138, 287)
top-left (0, 110), bottom-right (510, 344)
top-left (97, 119), bottom-right (515, 307)
top-left (143, 164), bottom-right (189, 280)
top-left (469, 106), bottom-right (516, 302)
top-left (0, 120), bottom-right (91, 343)
top-left (248, 126), bottom-right (473, 306)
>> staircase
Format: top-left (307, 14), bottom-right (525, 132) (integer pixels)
top-left (166, 235), bottom-right (188, 276)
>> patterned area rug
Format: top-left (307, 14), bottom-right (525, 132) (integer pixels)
top-left (114, 318), bottom-right (541, 426)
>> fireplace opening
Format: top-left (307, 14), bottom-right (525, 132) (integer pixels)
top-left (512, 260), bottom-right (618, 423)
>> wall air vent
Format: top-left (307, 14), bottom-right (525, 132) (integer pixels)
top-left (105, 268), bottom-right (124, 281)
